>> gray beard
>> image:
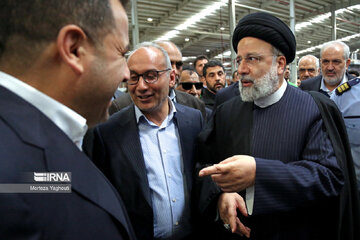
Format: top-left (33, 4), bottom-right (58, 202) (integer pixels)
top-left (238, 65), bottom-right (279, 102)
top-left (323, 69), bottom-right (345, 86)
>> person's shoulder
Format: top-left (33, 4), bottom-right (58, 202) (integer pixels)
top-left (109, 92), bottom-right (132, 115)
top-left (175, 102), bottom-right (202, 117)
top-left (299, 75), bottom-right (321, 90)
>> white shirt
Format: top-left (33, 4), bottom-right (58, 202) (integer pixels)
top-left (0, 71), bottom-right (88, 150)
top-left (246, 80), bottom-right (287, 215)
top-left (320, 73), bottom-right (348, 97)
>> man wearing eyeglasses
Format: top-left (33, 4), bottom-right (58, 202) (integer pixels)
top-left (196, 12), bottom-right (359, 240)
top-left (109, 40), bottom-right (208, 119)
top-left (300, 41), bottom-right (355, 97)
top-left (91, 42), bottom-right (203, 240)
top-left (176, 69), bottom-right (203, 98)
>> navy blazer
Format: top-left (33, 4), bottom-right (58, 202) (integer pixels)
top-left (92, 103), bottom-right (203, 240)
top-left (300, 72), bottom-right (355, 93)
top-left (0, 86), bottom-right (136, 240)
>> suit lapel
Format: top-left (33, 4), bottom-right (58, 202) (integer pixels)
top-left (174, 105), bottom-right (194, 192)
top-left (0, 87), bottom-right (132, 238)
top-left (112, 106), bottom-right (152, 207)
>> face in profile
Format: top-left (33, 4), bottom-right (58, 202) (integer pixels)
top-left (195, 59), bottom-right (208, 77)
top-left (177, 70), bottom-right (202, 98)
top-left (82, 0), bottom-right (129, 126)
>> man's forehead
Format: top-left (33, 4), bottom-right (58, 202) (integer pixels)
top-left (207, 66), bottom-right (224, 72)
top-left (181, 71), bottom-right (199, 82)
top-left (128, 47), bottom-right (164, 69)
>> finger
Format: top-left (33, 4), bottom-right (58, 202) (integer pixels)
top-left (235, 194), bottom-right (248, 217)
top-left (219, 155), bottom-right (239, 164)
top-left (199, 164), bottom-right (225, 177)
top-left (235, 217), bottom-right (251, 238)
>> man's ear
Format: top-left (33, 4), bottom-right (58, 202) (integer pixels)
top-left (345, 58), bottom-right (351, 69)
top-left (56, 25), bottom-right (88, 75)
top-left (169, 69), bottom-right (176, 88)
top-left (277, 56), bottom-right (287, 75)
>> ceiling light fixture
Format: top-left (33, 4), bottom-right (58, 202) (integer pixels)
top-left (155, 0), bottom-right (227, 41)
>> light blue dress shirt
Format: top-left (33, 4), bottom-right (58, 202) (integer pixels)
top-left (135, 100), bottom-right (191, 240)
top-left (331, 78), bottom-right (360, 190)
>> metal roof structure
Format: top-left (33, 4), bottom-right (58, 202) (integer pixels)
top-left (126, 0), bottom-right (360, 70)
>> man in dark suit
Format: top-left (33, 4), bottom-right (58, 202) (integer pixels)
top-left (200, 60), bottom-right (226, 109)
top-left (196, 12), bottom-right (359, 240)
top-left (91, 42), bottom-right (203, 240)
top-left (300, 41), bottom-right (355, 96)
top-left (0, 1), bottom-right (136, 239)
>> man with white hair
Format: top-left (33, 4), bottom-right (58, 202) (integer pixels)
top-left (300, 41), bottom-right (355, 96)
top-left (297, 55), bottom-right (320, 81)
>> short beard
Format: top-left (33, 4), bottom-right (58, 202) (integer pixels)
top-left (323, 68), bottom-right (346, 86)
top-left (238, 64), bottom-right (279, 102)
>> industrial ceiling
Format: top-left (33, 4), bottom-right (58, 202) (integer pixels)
top-left (126, 0), bottom-right (360, 69)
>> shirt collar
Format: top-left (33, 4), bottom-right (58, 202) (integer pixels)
top-left (320, 73), bottom-right (348, 96)
top-left (254, 79), bottom-right (287, 108)
top-left (0, 71), bottom-right (88, 150)
top-left (135, 97), bottom-right (176, 127)
top-left (169, 88), bottom-right (177, 103)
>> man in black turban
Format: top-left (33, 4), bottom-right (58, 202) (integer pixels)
top-left (195, 12), bottom-right (359, 240)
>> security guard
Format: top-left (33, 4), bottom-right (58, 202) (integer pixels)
top-left (331, 77), bottom-right (360, 190)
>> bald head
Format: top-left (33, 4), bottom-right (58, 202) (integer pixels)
top-left (156, 41), bottom-right (182, 86)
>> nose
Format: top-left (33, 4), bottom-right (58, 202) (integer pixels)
top-left (237, 61), bottom-right (250, 75)
top-left (136, 76), bottom-right (149, 91)
top-left (189, 85), bottom-right (197, 94)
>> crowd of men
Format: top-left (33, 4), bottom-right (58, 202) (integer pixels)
top-left (0, 1), bottom-right (359, 240)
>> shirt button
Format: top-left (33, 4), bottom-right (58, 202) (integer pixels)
top-left (168, 174), bottom-right (172, 178)
top-left (175, 221), bottom-right (179, 225)
top-left (172, 198), bottom-right (176, 202)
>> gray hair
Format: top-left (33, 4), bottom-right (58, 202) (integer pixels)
top-left (298, 55), bottom-right (320, 70)
top-left (320, 41), bottom-right (350, 60)
top-left (128, 41), bottom-right (171, 69)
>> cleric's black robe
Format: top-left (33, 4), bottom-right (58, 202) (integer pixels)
top-left (195, 85), bottom-right (360, 240)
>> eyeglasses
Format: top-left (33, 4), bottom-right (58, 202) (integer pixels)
top-left (236, 54), bottom-right (279, 66)
top-left (180, 82), bottom-right (203, 90)
top-left (171, 61), bottom-right (183, 69)
top-left (128, 68), bottom-right (171, 85)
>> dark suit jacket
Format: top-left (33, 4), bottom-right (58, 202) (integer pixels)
top-left (300, 72), bottom-right (355, 93)
top-left (109, 90), bottom-right (207, 119)
top-left (0, 86), bottom-right (136, 240)
top-left (92, 103), bottom-right (203, 240)
top-left (196, 86), bottom-right (355, 240)
top-left (214, 81), bottom-right (240, 108)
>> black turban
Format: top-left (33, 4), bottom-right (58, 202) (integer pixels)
top-left (232, 12), bottom-right (296, 64)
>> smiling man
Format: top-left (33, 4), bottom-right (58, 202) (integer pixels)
top-left (0, 0), bottom-right (136, 239)
top-left (196, 12), bottom-right (359, 240)
top-left (92, 42), bottom-right (203, 240)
